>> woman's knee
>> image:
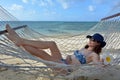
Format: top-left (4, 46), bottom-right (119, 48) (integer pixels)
top-left (49, 41), bottom-right (57, 47)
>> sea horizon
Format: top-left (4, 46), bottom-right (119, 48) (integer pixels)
top-left (0, 21), bottom-right (98, 36)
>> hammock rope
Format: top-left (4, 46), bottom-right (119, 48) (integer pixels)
top-left (0, 5), bottom-right (120, 80)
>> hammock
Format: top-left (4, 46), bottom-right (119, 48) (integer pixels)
top-left (0, 5), bottom-right (120, 80)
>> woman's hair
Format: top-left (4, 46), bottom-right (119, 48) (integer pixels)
top-left (84, 45), bottom-right (102, 55)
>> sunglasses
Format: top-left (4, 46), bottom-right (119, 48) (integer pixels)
top-left (90, 38), bottom-right (100, 43)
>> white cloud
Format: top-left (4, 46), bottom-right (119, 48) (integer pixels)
top-left (112, 1), bottom-right (120, 11)
top-left (57, 0), bottom-right (82, 9)
top-left (92, 0), bottom-right (104, 4)
top-left (106, 1), bottom-right (120, 15)
top-left (88, 5), bottom-right (95, 12)
top-left (22, 0), bottom-right (29, 3)
top-left (31, 0), bottom-right (37, 5)
top-left (47, 0), bottom-right (54, 6)
top-left (10, 4), bottom-right (24, 11)
top-left (21, 0), bottom-right (81, 10)
top-left (22, 0), bottom-right (37, 5)
top-left (39, 0), bottom-right (54, 7)
top-left (38, 0), bottom-right (69, 9)
top-left (39, 0), bottom-right (47, 7)
top-left (57, 0), bottom-right (70, 9)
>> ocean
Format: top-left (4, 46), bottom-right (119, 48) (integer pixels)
top-left (0, 21), bottom-right (98, 36)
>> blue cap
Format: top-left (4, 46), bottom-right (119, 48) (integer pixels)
top-left (86, 33), bottom-right (106, 48)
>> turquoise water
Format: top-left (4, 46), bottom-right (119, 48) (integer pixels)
top-left (0, 21), bottom-right (98, 36)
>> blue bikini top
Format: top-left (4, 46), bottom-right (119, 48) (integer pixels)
top-left (74, 50), bottom-right (86, 64)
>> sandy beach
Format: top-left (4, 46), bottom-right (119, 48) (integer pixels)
top-left (0, 69), bottom-right (36, 80)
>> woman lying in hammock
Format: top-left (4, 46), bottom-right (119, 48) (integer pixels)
top-left (5, 24), bottom-right (106, 65)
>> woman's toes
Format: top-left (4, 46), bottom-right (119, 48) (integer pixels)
top-left (6, 24), bottom-right (12, 31)
top-left (6, 24), bottom-right (10, 28)
top-left (6, 24), bottom-right (20, 38)
top-left (6, 24), bottom-right (16, 35)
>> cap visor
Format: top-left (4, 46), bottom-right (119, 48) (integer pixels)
top-left (86, 35), bottom-right (92, 38)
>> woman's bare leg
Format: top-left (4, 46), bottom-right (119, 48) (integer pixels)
top-left (5, 24), bottom-right (62, 60)
top-left (23, 45), bottom-right (58, 61)
top-left (21, 40), bottom-right (62, 59)
top-left (5, 24), bottom-right (23, 46)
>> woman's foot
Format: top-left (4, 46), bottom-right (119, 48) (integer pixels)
top-left (5, 24), bottom-right (23, 46)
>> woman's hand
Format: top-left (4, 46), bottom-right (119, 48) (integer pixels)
top-left (66, 55), bottom-right (72, 64)
top-left (66, 55), bottom-right (80, 65)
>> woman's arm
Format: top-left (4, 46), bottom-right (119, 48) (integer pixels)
top-left (92, 53), bottom-right (100, 64)
top-left (70, 55), bottom-right (80, 65)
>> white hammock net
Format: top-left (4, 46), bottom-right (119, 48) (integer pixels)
top-left (0, 5), bottom-right (120, 80)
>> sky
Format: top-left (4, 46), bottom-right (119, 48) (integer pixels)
top-left (0, 0), bottom-right (120, 21)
